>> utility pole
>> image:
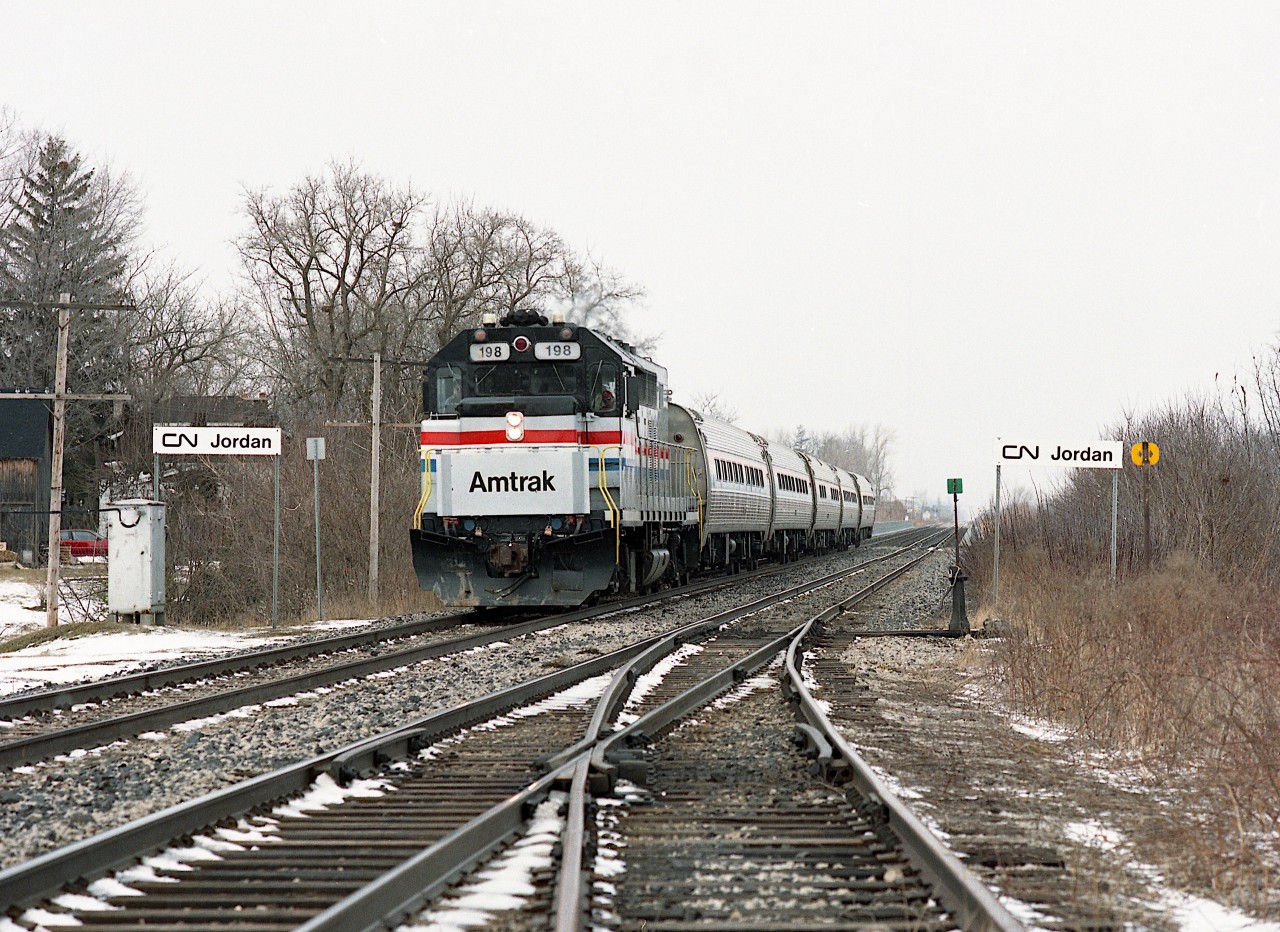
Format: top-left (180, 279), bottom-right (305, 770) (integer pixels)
top-left (0, 295), bottom-right (132, 627)
top-left (370, 352), bottom-right (381, 604)
top-left (327, 354), bottom-right (432, 608)
top-left (46, 295), bottom-right (71, 629)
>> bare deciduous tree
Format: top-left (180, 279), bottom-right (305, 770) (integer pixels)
top-left (123, 262), bottom-right (259, 403)
top-left (238, 161), bottom-right (427, 415)
top-left (688, 391), bottom-right (739, 424)
top-left (236, 165), bottom-right (643, 423)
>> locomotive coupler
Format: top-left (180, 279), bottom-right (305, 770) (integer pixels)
top-left (487, 534), bottom-right (540, 578)
top-left (948, 564), bottom-right (971, 635)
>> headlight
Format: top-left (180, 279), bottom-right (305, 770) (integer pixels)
top-left (505, 410), bottom-right (525, 442)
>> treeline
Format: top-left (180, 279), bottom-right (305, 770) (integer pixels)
top-left (0, 114), bottom-right (642, 625)
top-left (1, 114), bottom-right (642, 427)
top-left (966, 348), bottom-right (1280, 586)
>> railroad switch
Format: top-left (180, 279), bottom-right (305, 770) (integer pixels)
top-left (948, 564), bottom-right (971, 635)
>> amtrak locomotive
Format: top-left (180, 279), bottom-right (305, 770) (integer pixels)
top-left (411, 309), bottom-right (876, 607)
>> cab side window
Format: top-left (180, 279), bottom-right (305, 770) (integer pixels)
top-left (434, 366), bottom-right (462, 414)
top-left (590, 363), bottom-right (619, 413)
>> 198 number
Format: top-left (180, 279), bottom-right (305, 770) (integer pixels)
top-left (469, 343), bottom-right (511, 361)
top-left (534, 342), bottom-right (581, 360)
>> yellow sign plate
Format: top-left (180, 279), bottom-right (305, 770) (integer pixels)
top-left (1130, 442), bottom-right (1160, 466)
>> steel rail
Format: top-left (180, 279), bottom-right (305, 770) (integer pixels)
top-left (306, 623), bottom-right (809, 932)
top-left (0, 635), bottom-right (653, 913)
top-left (301, 618), bottom-right (819, 930)
top-left (330, 529), bottom-right (942, 785)
top-left (0, 540), bottom-right (885, 768)
top-left (0, 612), bottom-right (470, 720)
top-left (547, 530), bottom-right (956, 926)
top-left (552, 757), bottom-right (594, 928)
top-left (300, 534), bottom-right (955, 931)
top-left (0, 529), bottom-right (938, 920)
top-left (0, 525), bottom-right (926, 725)
top-left (295, 763), bottom-right (578, 932)
top-left (783, 553), bottom-right (1025, 930)
top-left (0, 605), bottom-right (610, 769)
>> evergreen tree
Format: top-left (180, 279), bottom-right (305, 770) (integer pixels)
top-left (0, 136), bottom-right (129, 392)
top-left (0, 136), bottom-right (135, 516)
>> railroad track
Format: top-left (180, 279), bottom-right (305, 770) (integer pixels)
top-left (0, 528), bottom-right (928, 772)
top-left (1, 528), bottom-right (1020, 930)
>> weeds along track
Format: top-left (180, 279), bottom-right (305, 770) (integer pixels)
top-left (0, 531), bottom-right (993, 929)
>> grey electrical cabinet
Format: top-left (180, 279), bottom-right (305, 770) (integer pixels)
top-left (107, 500), bottom-right (166, 625)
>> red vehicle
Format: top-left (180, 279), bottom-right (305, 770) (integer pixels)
top-left (59, 529), bottom-right (108, 561)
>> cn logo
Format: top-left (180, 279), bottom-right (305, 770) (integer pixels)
top-left (161, 432), bottom-right (199, 449)
top-left (1001, 444), bottom-right (1040, 460)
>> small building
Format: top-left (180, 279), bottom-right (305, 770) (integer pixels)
top-left (0, 396), bottom-right (52, 560)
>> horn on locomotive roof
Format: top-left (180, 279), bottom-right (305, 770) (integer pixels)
top-left (499, 308), bottom-right (549, 327)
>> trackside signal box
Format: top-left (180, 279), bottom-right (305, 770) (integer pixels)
top-left (107, 500), bottom-right (166, 626)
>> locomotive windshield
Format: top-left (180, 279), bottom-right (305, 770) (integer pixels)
top-left (472, 362), bottom-right (578, 396)
top-left (428, 357), bottom-right (619, 415)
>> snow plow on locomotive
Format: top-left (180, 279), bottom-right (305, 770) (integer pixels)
top-left (410, 310), bottom-right (876, 608)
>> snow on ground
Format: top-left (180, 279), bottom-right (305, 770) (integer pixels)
top-left (0, 575), bottom-right (46, 642)
top-left (0, 575), bottom-right (381, 698)
top-left (955, 677), bottom-right (1280, 932)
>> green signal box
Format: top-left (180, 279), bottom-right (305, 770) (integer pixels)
top-left (947, 478), bottom-right (963, 495)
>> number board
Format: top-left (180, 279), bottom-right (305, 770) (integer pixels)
top-left (534, 342), bottom-right (581, 360)
top-left (469, 343), bottom-right (511, 362)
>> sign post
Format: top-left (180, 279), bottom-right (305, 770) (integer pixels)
top-left (306, 437), bottom-right (326, 622)
top-left (992, 464), bottom-right (1001, 608)
top-left (946, 477), bottom-right (963, 566)
top-left (945, 478), bottom-right (969, 634)
top-left (152, 426), bottom-right (282, 625)
top-left (1131, 442), bottom-right (1160, 571)
top-left (1110, 469), bottom-right (1119, 583)
top-left (994, 437), bottom-right (1124, 583)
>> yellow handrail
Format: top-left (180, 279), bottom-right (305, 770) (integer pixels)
top-left (684, 449), bottom-right (704, 544)
top-left (413, 448), bottom-right (435, 529)
top-left (594, 445), bottom-right (622, 564)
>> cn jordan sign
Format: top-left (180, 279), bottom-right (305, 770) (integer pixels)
top-left (153, 426), bottom-right (282, 456)
top-left (994, 438), bottom-right (1122, 469)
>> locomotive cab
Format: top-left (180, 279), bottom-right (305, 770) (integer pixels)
top-left (412, 310), bottom-right (700, 607)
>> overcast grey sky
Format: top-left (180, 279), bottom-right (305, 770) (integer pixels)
top-left (6, 2), bottom-right (1279, 514)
